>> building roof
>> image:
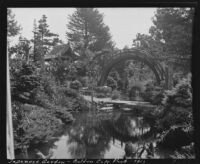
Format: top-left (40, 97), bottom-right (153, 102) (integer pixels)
top-left (44, 43), bottom-right (79, 61)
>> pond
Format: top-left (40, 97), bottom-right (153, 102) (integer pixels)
top-left (15, 107), bottom-right (173, 159)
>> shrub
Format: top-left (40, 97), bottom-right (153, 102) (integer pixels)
top-left (63, 87), bottom-right (80, 98)
top-left (96, 92), bottom-right (106, 98)
top-left (152, 92), bottom-right (164, 105)
top-left (157, 107), bottom-right (192, 130)
top-left (70, 80), bottom-right (82, 90)
top-left (158, 74), bottom-right (192, 130)
top-left (41, 75), bottom-right (57, 100)
top-left (11, 63), bottom-right (41, 104)
top-left (32, 88), bottom-right (52, 107)
top-left (54, 106), bottom-right (74, 123)
top-left (162, 75), bottom-right (192, 108)
top-left (62, 88), bottom-right (89, 111)
top-left (12, 101), bottom-right (24, 130)
top-left (141, 81), bottom-right (155, 102)
top-left (111, 90), bottom-right (121, 100)
top-left (12, 83), bottom-right (89, 150)
top-left (141, 81), bottom-right (164, 104)
top-left (157, 126), bottom-right (193, 149)
top-left (79, 76), bottom-right (89, 87)
top-left (142, 106), bottom-right (164, 126)
top-left (109, 71), bottom-right (122, 90)
top-left (106, 76), bottom-right (118, 90)
top-left (13, 104), bottom-right (63, 149)
top-left (95, 86), bottom-right (112, 95)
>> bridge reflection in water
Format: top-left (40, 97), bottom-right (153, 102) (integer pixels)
top-left (16, 108), bottom-right (168, 159)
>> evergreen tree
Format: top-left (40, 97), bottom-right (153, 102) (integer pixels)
top-left (7, 8), bottom-right (21, 58)
top-left (133, 8), bottom-right (194, 75)
top-left (11, 63), bottom-right (41, 104)
top-left (32, 19), bottom-right (41, 62)
top-left (133, 33), bottom-right (164, 58)
top-left (31, 15), bottom-right (63, 63)
top-left (7, 9), bottom-right (21, 38)
top-left (149, 8), bottom-right (194, 59)
top-left (66, 8), bottom-right (114, 54)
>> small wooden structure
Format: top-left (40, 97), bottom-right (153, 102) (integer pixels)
top-left (44, 43), bottom-right (79, 62)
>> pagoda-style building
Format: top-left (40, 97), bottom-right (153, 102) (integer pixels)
top-left (44, 43), bottom-right (79, 63)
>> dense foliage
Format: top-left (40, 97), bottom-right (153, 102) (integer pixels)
top-left (12, 103), bottom-right (63, 149)
top-left (11, 63), bottom-right (41, 104)
top-left (158, 74), bottom-right (192, 130)
top-left (70, 80), bottom-right (82, 90)
top-left (11, 65), bottom-right (88, 150)
top-left (111, 90), bottom-right (121, 100)
top-left (141, 81), bottom-right (164, 105)
top-left (106, 76), bottom-right (118, 90)
top-left (150, 8), bottom-right (194, 59)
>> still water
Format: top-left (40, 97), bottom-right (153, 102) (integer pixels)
top-left (16, 109), bottom-right (170, 159)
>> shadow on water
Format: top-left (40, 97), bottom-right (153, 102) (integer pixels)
top-left (15, 107), bottom-right (171, 159)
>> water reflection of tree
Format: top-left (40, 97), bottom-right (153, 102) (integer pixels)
top-left (111, 113), bottom-right (151, 138)
top-left (66, 111), bottom-right (112, 158)
top-left (65, 111), bottom-right (155, 159)
top-left (68, 141), bottom-right (86, 158)
top-left (109, 113), bottom-right (157, 159)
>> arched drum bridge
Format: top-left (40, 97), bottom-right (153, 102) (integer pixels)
top-left (95, 48), bottom-right (166, 86)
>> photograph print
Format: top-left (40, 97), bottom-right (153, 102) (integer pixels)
top-left (7, 7), bottom-right (194, 159)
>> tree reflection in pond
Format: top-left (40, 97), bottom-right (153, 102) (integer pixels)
top-left (111, 114), bottom-right (151, 138)
top-left (66, 111), bottom-right (112, 158)
top-left (18, 109), bottom-right (158, 159)
top-left (62, 110), bottom-right (153, 158)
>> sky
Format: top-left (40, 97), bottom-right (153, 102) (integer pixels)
top-left (9, 8), bottom-right (157, 49)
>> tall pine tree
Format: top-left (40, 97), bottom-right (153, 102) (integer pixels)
top-left (66, 8), bottom-right (114, 54)
top-left (31, 15), bottom-right (63, 63)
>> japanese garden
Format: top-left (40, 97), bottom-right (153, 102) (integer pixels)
top-left (7, 8), bottom-right (194, 159)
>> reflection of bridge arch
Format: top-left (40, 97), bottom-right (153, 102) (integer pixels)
top-left (98, 49), bottom-right (166, 86)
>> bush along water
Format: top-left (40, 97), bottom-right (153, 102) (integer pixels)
top-left (141, 81), bottom-right (165, 105)
top-left (156, 74), bottom-right (193, 154)
top-left (111, 90), bottom-right (121, 100)
top-left (132, 74), bottom-right (194, 158)
top-left (158, 74), bottom-right (192, 130)
top-left (11, 63), bottom-right (89, 152)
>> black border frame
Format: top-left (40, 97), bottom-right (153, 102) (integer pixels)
top-left (1, 0), bottom-right (200, 164)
